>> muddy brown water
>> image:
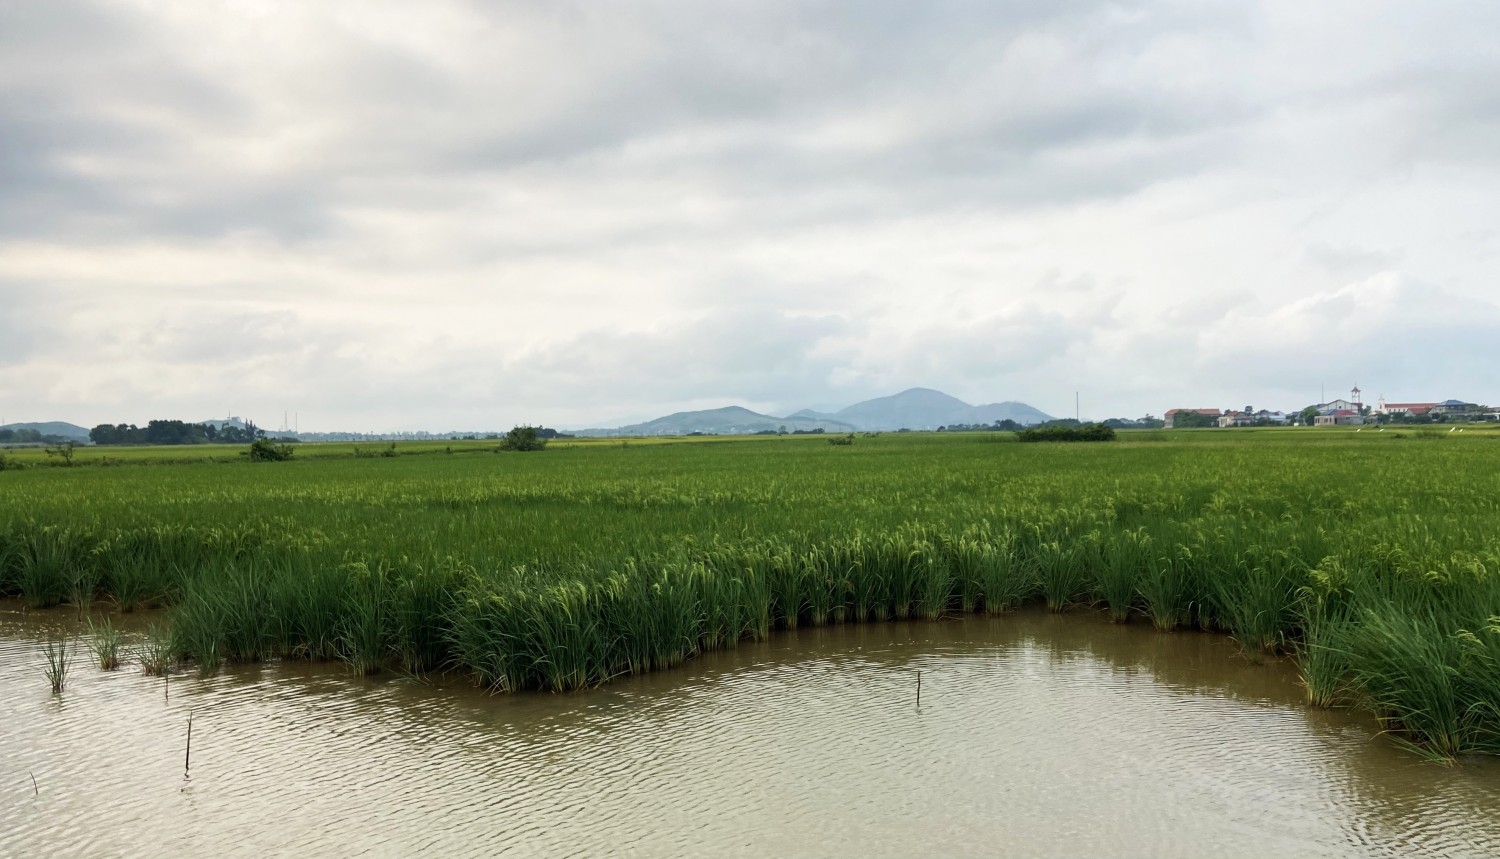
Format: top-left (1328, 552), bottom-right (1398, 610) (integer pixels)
top-left (3, 604), bottom-right (1499, 858)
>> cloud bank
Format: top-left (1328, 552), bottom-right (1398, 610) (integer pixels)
top-left (2, 1), bottom-right (1497, 429)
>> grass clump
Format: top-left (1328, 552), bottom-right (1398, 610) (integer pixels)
top-left (137, 623), bottom-right (176, 676)
top-left (87, 617), bottom-right (123, 670)
top-left (42, 636), bottom-right (72, 693)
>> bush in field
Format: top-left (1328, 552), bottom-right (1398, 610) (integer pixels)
top-left (1016, 423), bottom-right (1116, 443)
top-left (247, 438), bottom-right (295, 462)
top-left (45, 441), bottom-right (78, 466)
top-left (499, 425), bottom-right (547, 452)
top-left (827, 434), bottom-right (855, 446)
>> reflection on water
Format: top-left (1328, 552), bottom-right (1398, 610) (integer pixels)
top-left (2, 605), bottom-right (1498, 858)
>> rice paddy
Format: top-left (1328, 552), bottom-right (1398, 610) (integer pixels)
top-left (3, 428), bottom-right (1499, 757)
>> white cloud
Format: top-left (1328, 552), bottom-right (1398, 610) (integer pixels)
top-left (1, 0), bottom-right (1498, 428)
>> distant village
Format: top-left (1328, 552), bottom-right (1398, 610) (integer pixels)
top-left (1162, 387), bottom-right (1498, 429)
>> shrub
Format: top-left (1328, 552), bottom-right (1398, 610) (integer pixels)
top-left (499, 425), bottom-right (547, 452)
top-left (827, 434), bottom-right (855, 446)
top-left (248, 438), bottom-right (295, 462)
top-left (1016, 423), bottom-right (1116, 443)
top-left (45, 441), bottom-right (78, 466)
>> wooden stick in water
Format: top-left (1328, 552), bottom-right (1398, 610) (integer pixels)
top-left (916, 670), bottom-right (922, 707)
top-left (185, 711), bottom-right (193, 774)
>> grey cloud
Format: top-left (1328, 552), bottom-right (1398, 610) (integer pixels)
top-left (1303, 243), bottom-right (1405, 278)
top-left (483, 299), bottom-right (1113, 422)
top-left (1193, 275), bottom-right (1500, 403)
top-left (505, 309), bottom-right (854, 408)
top-left (0, 0), bottom-right (1264, 246)
top-left (2, 2), bottom-right (1499, 429)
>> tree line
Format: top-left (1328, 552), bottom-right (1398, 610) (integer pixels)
top-left (0, 428), bottom-right (75, 445)
top-left (89, 420), bottom-right (265, 446)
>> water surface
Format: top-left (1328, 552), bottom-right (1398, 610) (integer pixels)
top-left (3, 605), bottom-right (1498, 857)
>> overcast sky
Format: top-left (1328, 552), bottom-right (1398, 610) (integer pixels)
top-left (2, 1), bottom-right (1497, 431)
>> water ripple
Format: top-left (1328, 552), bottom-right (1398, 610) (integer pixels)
top-left (1, 608), bottom-right (1498, 858)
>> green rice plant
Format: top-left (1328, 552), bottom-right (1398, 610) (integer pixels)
top-left (171, 561), bottom-right (278, 669)
top-left (821, 539), bottom-right (859, 625)
top-left (0, 532), bottom-right (20, 597)
top-left (338, 560), bottom-right (391, 675)
top-left (100, 548), bottom-right (167, 612)
top-left (1210, 547), bottom-right (1302, 662)
top-left (498, 581), bottom-right (612, 691)
top-left (699, 542), bottom-right (773, 642)
top-left (42, 635), bottom-right (72, 693)
top-left (1035, 539), bottom-right (1088, 612)
top-left (596, 565), bottom-right (653, 678)
top-left (845, 534), bottom-right (888, 622)
top-left (1342, 606), bottom-right (1471, 760)
top-left (389, 559), bottom-right (464, 674)
top-left (69, 547), bottom-right (103, 616)
top-left (6, 425), bottom-right (1500, 749)
top-left (800, 550), bottom-right (838, 627)
top-left (873, 534), bottom-right (922, 621)
top-left (16, 527), bottom-right (81, 609)
top-left (1295, 558), bottom-right (1356, 707)
top-left (448, 589), bottom-right (522, 692)
top-left (973, 534), bottom-right (1031, 614)
top-left (646, 561), bottom-right (701, 671)
top-left (769, 548), bottom-right (804, 629)
top-left (915, 549), bottom-right (952, 621)
top-left (945, 533), bottom-right (985, 614)
top-left (216, 561), bottom-right (276, 664)
top-left (86, 617), bottom-right (123, 670)
top-left (269, 556), bottom-right (347, 661)
top-left (1138, 545), bottom-right (1195, 632)
top-left (1455, 618), bottom-right (1500, 755)
top-left (138, 623), bottom-right (177, 676)
top-left (1094, 528), bottom-right (1152, 623)
top-left (735, 546), bottom-right (774, 641)
top-left (694, 556), bottom-right (741, 651)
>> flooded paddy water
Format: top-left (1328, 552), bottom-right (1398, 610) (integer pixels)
top-left (3, 603), bottom-right (1499, 858)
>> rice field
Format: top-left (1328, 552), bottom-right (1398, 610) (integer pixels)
top-left (3, 428), bottom-right (1499, 758)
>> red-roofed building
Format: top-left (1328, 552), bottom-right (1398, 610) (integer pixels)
top-left (1315, 409), bottom-right (1365, 426)
top-left (1163, 408), bottom-right (1221, 428)
top-left (1375, 398), bottom-right (1438, 417)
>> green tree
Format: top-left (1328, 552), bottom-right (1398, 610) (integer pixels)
top-left (45, 440), bottom-right (78, 466)
top-left (1299, 406), bottom-right (1320, 426)
top-left (248, 438), bottom-right (295, 462)
top-left (499, 425), bottom-right (547, 452)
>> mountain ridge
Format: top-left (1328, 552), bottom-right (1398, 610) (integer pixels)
top-left (576, 388), bottom-right (1052, 436)
top-left (0, 421), bottom-right (92, 440)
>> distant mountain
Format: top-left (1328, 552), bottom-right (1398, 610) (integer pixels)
top-left (814, 388), bottom-right (1051, 430)
top-left (580, 406), bottom-right (857, 437)
top-left (576, 388), bottom-right (1052, 436)
top-left (0, 421), bottom-right (91, 440)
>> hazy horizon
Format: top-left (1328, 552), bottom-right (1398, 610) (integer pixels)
top-left (4, 2), bottom-right (1497, 431)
